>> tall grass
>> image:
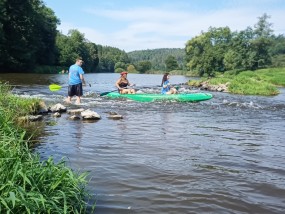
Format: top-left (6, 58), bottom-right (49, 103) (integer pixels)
top-left (255, 68), bottom-right (285, 86)
top-left (0, 83), bottom-right (94, 213)
top-left (188, 68), bottom-right (284, 95)
top-left (228, 75), bottom-right (279, 96)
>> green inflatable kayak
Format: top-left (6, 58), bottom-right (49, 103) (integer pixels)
top-left (105, 92), bottom-right (213, 102)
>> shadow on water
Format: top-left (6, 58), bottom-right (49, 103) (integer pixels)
top-left (2, 73), bottom-right (285, 213)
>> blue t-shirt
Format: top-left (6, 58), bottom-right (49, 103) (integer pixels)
top-left (161, 80), bottom-right (170, 94)
top-left (68, 64), bottom-right (84, 85)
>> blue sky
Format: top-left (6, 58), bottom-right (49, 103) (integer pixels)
top-left (43, 0), bottom-right (285, 52)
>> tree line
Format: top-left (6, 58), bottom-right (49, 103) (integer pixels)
top-left (127, 48), bottom-right (185, 72)
top-left (185, 13), bottom-right (285, 77)
top-left (0, 1), bottom-right (284, 75)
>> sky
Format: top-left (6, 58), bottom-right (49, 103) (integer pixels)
top-left (43, 0), bottom-right (285, 52)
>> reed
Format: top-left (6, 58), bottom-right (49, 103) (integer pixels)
top-left (0, 83), bottom-right (94, 213)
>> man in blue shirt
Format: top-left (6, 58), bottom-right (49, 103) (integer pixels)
top-left (66, 57), bottom-right (86, 104)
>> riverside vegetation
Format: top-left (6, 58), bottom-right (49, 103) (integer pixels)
top-left (188, 67), bottom-right (285, 96)
top-left (0, 83), bottom-right (94, 213)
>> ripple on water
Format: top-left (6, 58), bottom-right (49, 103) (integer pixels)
top-left (29, 85), bottom-right (285, 214)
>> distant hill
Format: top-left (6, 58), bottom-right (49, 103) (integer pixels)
top-left (127, 48), bottom-right (185, 71)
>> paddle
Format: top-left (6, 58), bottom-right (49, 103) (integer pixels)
top-left (100, 89), bottom-right (118, 96)
top-left (100, 85), bottom-right (161, 96)
top-left (49, 84), bottom-right (64, 91)
top-left (49, 83), bottom-right (91, 92)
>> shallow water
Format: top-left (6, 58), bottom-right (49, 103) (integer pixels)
top-left (2, 73), bottom-right (285, 213)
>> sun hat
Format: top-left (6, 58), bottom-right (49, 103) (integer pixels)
top-left (121, 71), bottom-right (128, 75)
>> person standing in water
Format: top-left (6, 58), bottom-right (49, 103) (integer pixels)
top-left (115, 71), bottom-right (136, 94)
top-left (161, 73), bottom-right (177, 94)
top-left (66, 57), bottom-right (86, 104)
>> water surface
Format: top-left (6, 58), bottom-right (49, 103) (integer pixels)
top-left (1, 73), bottom-right (285, 214)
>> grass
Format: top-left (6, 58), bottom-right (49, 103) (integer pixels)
top-left (188, 67), bottom-right (285, 96)
top-left (255, 68), bottom-right (285, 86)
top-left (0, 83), bottom-right (94, 213)
top-left (228, 75), bottom-right (279, 96)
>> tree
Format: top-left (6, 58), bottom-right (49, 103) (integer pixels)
top-left (136, 61), bottom-right (152, 73)
top-left (95, 45), bottom-right (130, 73)
top-left (114, 61), bottom-right (126, 72)
top-left (56, 30), bottom-right (99, 72)
top-left (270, 34), bottom-right (285, 67)
top-left (251, 13), bottom-right (274, 68)
top-left (127, 64), bottom-right (136, 73)
top-left (165, 55), bottom-right (179, 71)
top-left (254, 13), bottom-right (273, 38)
top-left (128, 48), bottom-right (185, 71)
top-left (0, 0), bottom-right (59, 72)
top-left (224, 28), bottom-right (254, 70)
top-left (185, 27), bottom-right (232, 77)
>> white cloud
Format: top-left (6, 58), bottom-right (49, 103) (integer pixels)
top-left (58, 4), bottom-right (285, 51)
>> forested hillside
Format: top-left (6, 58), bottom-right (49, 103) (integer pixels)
top-left (96, 45), bottom-right (130, 73)
top-left (1, 1), bottom-right (284, 75)
top-left (128, 48), bottom-right (185, 71)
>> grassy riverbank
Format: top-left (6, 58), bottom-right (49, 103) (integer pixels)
top-left (189, 67), bottom-right (285, 96)
top-left (0, 83), bottom-right (93, 213)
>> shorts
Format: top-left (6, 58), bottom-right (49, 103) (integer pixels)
top-left (68, 83), bottom-right (83, 97)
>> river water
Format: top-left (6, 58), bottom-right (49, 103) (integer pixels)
top-left (1, 73), bottom-right (285, 214)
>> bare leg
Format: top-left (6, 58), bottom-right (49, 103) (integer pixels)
top-left (121, 89), bottom-right (129, 94)
top-left (75, 96), bottom-right (81, 104)
top-left (65, 96), bottom-right (72, 103)
top-left (171, 88), bottom-right (177, 94)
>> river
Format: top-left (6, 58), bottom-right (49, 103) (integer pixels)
top-left (1, 73), bottom-right (285, 214)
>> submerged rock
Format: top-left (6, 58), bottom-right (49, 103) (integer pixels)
top-left (67, 108), bottom-right (85, 114)
top-left (18, 115), bottom-right (43, 122)
top-left (108, 115), bottom-right (123, 120)
top-left (53, 112), bottom-right (61, 117)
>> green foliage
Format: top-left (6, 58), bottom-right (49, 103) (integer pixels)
top-left (127, 64), bottom-right (136, 73)
top-left (185, 13), bottom-right (278, 76)
top-left (128, 48), bottom-right (185, 71)
top-left (0, 83), bottom-right (41, 124)
top-left (95, 45), bottom-right (130, 73)
top-left (1, 2), bottom-right (284, 77)
top-left (136, 61), bottom-right (152, 73)
top-left (271, 54), bottom-right (285, 67)
top-left (255, 67), bottom-right (285, 86)
top-left (114, 61), bottom-right (127, 71)
top-left (208, 77), bottom-right (231, 85)
top-left (0, 0), bottom-right (59, 72)
top-left (188, 79), bottom-right (203, 87)
top-left (269, 34), bottom-right (285, 56)
top-left (165, 55), bottom-right (179, 71)
top-left (0, 136), bottom-right (91, 213)
top-left (55, 30), bottom-right (99, 73)
top-left (0, 83), bottom-right (93, 213)
top-left (189, 68), bottom-right (284, 95)
top-left (115, 67), bottom-right (124, 73)
top-left (186, 27), bottom-right (232, 77)
top-left (229, 75), bottom-right (278, 95)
